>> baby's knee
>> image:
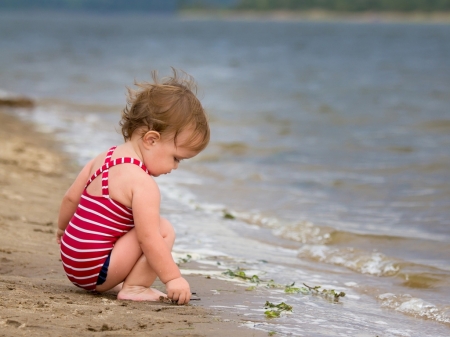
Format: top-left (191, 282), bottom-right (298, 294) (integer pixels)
top-left (160, 217), bottom-right (176, 241)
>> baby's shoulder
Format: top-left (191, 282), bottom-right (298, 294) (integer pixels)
top-left (114, 164), bottom-right (159, 201)
top-left (107, 156), bottom-right (158, 205)
top-left (113, 161), bottom-right (157, 187)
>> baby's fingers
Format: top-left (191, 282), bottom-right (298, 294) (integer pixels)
top-left (169, 291), bottom-right (180, 302)
top-left (173, 294), bottom-right (181, 303)
top-left (177, 292), bottom-right (191, 305)
top-left (165, 277), bottom-right (191, 304)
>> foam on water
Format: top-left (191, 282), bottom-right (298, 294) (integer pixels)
top-left (14, 104), bottom-right (122, 164)
top-left (378, 293), bottom-right (450, 326)
top-left (298, 245), bottom-right (400, 277)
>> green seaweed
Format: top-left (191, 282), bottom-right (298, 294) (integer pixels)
top-left (264, 301), bottom-right (293, 318)
top-left (221, 269), bottom-right (346, 307)
top-left (223, 210), bottom-right (235, 220)
top-left (177, 254), bottom-right (192, 265)
top-left (284, 282), bottom-right (308, 294)
top-left (302, 283), bottom-right (346, 302)
top-left (266, 279), bottom-right (284, 289)
top-left (222, 268), bottom-right (260, 283)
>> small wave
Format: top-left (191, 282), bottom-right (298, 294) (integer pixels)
top-left (398, 269), bottom-right (450, 289)
top-left (157, 183), bottom-right (450, 288)
top-left (229, 212), bottom-right (335, 244)
top-left (297, 245), bottom-right (400, 276)
top-left (157, 184), bottom-right (336, 246)
top-left (227, 211), bottom-right (280, 228)
top-left (378, 293), bottom-right (450, 325)
top-left (272, 221), bottom-right (334, 244)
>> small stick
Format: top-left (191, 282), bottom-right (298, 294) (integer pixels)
top-left (159, 295), bottom-right (201, 303)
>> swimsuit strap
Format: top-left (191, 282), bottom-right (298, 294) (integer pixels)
top-left (85, 146), bottom-right (150, 198)
top-left (100, 146), bottom-right (117, 198)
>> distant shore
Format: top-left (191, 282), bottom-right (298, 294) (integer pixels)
top-left (1, 9), bottom-right (449, 23)
top-left (180, 9), bottom-right (450, 23)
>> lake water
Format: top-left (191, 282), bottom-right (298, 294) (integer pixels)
top-left (1, 11), bottom-right (449, 336)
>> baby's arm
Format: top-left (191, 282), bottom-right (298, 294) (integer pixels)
top-left (56, 159), bottom-right (94, 244)
top-left (131, 175), bottom-right (191, 304)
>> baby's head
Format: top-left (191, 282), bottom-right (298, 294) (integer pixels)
top-left (120, 69), bottom-right (209, 153)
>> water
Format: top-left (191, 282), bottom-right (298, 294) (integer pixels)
top-left (1, 11), bottom-right (449, 336)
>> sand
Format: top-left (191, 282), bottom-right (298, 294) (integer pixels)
top-left (0, 107), bottom-right (267, 336)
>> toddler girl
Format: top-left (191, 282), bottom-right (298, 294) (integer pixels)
top-left (56, 69), bottom-right (209, 305)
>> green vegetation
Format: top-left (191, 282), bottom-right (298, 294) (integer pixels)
top-left (235, 0), bottom-right (450, 12)
top-left (223, 210), bottom-right (236, 220)
top-left (177, 254), bottom-right (192, 265)
top-left (222, 268), bottom-right (346, 306)
top-left (223, 268), bottom-right (261, 283)
top-left (296, 283), bottom-right (346, 302)
top-left (264, 301), bottom-right (293, 318)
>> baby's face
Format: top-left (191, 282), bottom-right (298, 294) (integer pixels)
top-left (144, 130), bottom-right (199, 177)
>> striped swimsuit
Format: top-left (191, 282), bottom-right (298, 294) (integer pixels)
top-left (60, 146), bottom-right (151, 291)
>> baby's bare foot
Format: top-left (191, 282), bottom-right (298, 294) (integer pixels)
top-left (117, 285), bottom-right (166, 301)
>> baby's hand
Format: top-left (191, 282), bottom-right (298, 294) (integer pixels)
top-left (165, 277), bottom-right (191, 305)
top-left (56, 228), bottom-right (65, 244)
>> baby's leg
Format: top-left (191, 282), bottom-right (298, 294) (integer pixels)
top-left (95, 217), bottom-right (175, 301)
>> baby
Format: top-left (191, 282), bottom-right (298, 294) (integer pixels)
top-left (56, 69), bottom-right (209, 305)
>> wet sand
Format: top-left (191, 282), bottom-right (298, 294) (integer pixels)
top-left (0, 108), bottom-right (266, 336)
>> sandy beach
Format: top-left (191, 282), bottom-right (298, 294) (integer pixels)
top-left (0, 107), bottom-right (267, 336)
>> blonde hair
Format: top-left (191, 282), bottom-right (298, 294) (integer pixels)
top-left (120, 69), bottom-right (210, 152)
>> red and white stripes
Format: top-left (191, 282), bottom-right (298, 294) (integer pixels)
top-left (60, 146), bottom-right (151, 291)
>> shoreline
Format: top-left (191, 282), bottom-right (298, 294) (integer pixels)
top-left (0, 107), bottom-right (267, 336)
top-left (179, 9), bottom-right (450, 23)
top-left (1, 9), bottom-right (450, 24)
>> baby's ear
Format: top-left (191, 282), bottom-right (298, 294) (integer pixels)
top-left (142, 130), bottom-right (161, 148)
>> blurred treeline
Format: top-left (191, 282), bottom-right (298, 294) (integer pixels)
top-left (235, 0), bottom-right (450, 11)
